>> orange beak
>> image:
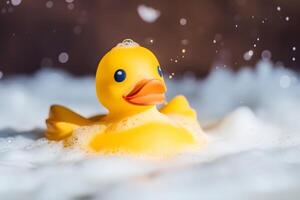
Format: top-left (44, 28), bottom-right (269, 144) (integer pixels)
top-left (123, 79), bottom-right (166, 105)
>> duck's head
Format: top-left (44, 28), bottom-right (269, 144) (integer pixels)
top-left (96, 39), bottom-right (167, 117)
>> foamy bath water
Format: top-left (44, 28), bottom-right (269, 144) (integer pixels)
top-left (0, 61), bottom-right (300, 200)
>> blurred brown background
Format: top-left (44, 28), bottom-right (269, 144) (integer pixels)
top-left (0, 0), bottom-right (299, 77)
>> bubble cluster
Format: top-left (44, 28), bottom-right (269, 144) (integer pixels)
top-left (116, 39), bottom-right (140, 48)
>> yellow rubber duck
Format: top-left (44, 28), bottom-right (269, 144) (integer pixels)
top-left (45, 39), bottom-right (206, 156)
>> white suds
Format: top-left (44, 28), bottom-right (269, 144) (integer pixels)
top-left (1, 60), bottom-right (300, 199)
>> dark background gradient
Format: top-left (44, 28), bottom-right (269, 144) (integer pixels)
top-left (0, 0), bottom-right (299, 77)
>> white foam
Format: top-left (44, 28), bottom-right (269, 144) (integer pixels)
top-left (0, 60), bottom-right (300, 199)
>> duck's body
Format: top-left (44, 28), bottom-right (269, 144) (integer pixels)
top-left (45, 39), bottom-right (206, 156)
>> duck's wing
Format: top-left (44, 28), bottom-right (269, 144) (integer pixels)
top-left (160, 96), bottom-right (206, 140)
top-left (159, 95), bottom-right (197, 120)
top-left (45, 105), bottom-right (91, 140)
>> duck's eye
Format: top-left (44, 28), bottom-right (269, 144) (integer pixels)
top-left (114, 69), bottom-right (126, 82)
top-left (157, 66), bottom-right (163, 77)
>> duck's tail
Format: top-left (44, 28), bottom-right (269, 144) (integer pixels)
top-left (45, 105), bottom-right (91, 140)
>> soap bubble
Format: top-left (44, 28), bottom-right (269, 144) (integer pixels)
top-left (243, 50), bottom-right (254, 61)
top-left (58, 52), bottom-right (69, 63)
top-left (46, 1), bottom-right (53, 8)
top-left (179, 18), bottom-right (187, 26)
top-left (261, 50), bottom-right (272, 60)
top-left (11, 0), bottom-right (22, 6)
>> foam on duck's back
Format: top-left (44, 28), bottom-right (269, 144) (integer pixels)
top-left (106, 108), bottom-right (175, 133)
top-left (65, 108), bottom-right (173, 149)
